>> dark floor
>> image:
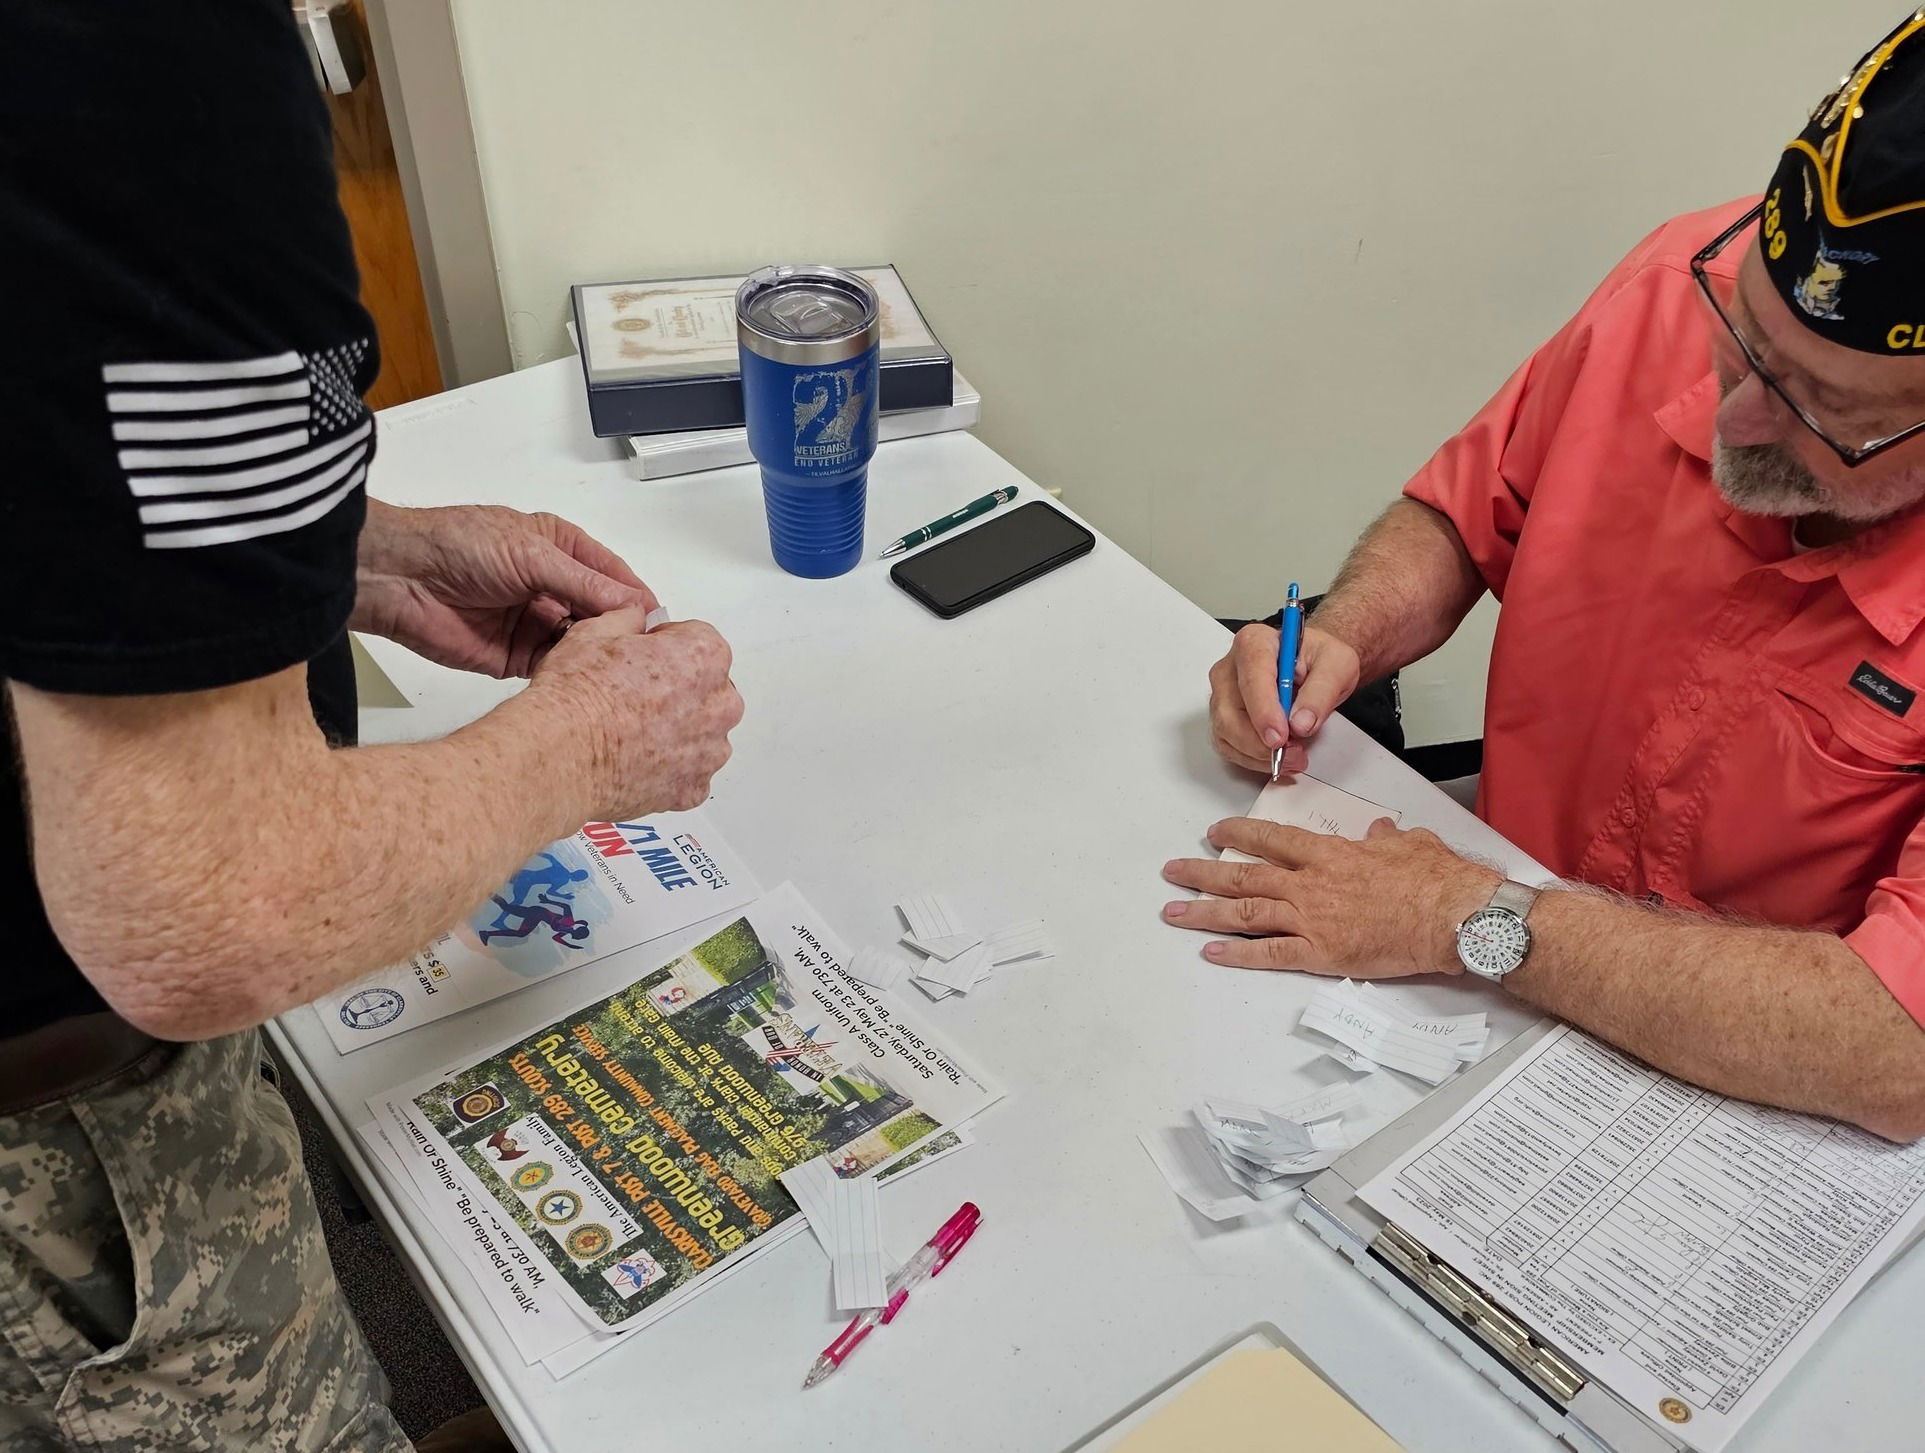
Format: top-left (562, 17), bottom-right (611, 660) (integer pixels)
top-left (280, 1069), bottom-right (485, 1444)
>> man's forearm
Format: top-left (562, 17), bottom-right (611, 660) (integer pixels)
top-left (1507, 890), bottom-right (1925, 1140)
top-left (1309, 499), bottom-right (1488, 682)
top-left (14, 673), bottom-right (596, 1040)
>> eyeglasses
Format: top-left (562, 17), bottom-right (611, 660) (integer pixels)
top-left (1691, 203), bottom-right (1925, 468)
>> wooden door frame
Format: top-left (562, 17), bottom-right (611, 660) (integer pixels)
top-left (358, 0), bottom-right (512, 388)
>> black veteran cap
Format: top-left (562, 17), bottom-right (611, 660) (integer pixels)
top-left (1763, 10), bottom-right (1925, 355)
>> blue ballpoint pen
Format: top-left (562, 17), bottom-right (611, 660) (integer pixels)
top-left (1273, 583), bottom-right (1303, 780)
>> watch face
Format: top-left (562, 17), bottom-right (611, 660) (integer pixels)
top-left (1458, 907), bottom-right (1531, 978)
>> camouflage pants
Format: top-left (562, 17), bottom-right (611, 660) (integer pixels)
top-left (0, 1030), bottom-right (413, 1453)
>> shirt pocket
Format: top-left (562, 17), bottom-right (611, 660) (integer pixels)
top-left (1751, 667), bottom-right (1925, 928)
top-left (1772, 664), bottom-right (1925, 779)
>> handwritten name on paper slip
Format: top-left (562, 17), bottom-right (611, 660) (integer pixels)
top-left (1298, 981), bottom-right (1486, 1084)
top-left (1358, 1025), bottom-right (1925, 1451)
top-left (1218, 776), bottom-right (1400, 867)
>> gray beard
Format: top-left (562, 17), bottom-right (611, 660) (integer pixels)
top-left (1711, 442), bottom-right (1826, 517)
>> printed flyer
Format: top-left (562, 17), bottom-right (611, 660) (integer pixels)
top-left (371, 883), bottom-right (1001, 1335)
top-left (318, 809), bottom-right (758, 1053)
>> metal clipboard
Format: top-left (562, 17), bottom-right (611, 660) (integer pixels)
top-left (1294, 1020), bottom-right (1685, 1453)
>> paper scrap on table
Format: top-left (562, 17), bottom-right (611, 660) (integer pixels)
top-left (913, 942), bottom-right (992, 996)
top-left (1140, 1126), bottom-right (1282, 1222)
top-left (1298, 980), bottom-right (1485, 1085)
top-left (845, 946), bottom-right (915, 991)
top-left (1193, 1084), bottom-right (1358, 1186)
top-left (897, 893), bottom-right (967, 943)
top-left (901, 931), bottom-right (984, 961)
top-left (1145, 1083), bottom-right (1361, 1219)
top-left (1217, 775), bottom-right (1401, 868)
top-left (985, 920), bottom-right (1053, 966)
top-left (780, 1158), bottom-right (888, 1312)
top-left (896, 893), bottom-right (1053, 996)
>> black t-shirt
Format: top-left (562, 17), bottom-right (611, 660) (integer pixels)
top-left (2, 1), bottom-right (377, 1037)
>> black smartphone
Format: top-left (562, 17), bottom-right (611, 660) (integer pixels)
top-left (890, 500), bottom-right (1096, 619)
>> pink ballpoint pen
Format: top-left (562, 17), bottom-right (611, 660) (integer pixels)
top-left (802, 1202), bottom-right (981, 1389)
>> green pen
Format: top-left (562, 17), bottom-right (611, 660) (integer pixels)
top-left (878, 486), bottom-right (1018, 558)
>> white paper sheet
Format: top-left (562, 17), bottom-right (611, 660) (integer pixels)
top-left (897, 893), bottom-right (967, 942)
top-left (1219, 775), bottom-right (1401, 868)
top-left (1270, 1082), bottom-right (1365, 1125)
top-left (1140, 1125), bottom-right (1287, 1221)
top-left (914, 942), bottom-right (992, 995)
top-left (1360, 1024), bottom-right (1925, 1451)
top-left (1310, 984), bottom-right (1488, 1075)
top-left (902, 932), bottom-right (985, 961)
top-left (845, 946), bottom-right (913, 991)
top-left (985, 920), bottom-right (1054, 965)
top-left (1191, 1093), bottom-right (1353, 1183)
top-left (1297, 980), bottom-right (1464, 1084)
top-left (780, 1158), bottom-right (889, 1312)
top-left (1146, 1081), bottom-right (1363, 1219)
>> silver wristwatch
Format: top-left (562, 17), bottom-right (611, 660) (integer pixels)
top-left (1455, 880), bottom-right (1541, 981)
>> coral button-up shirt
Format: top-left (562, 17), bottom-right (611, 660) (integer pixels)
top-left (1405, 198), bottom-right (1925, 1022)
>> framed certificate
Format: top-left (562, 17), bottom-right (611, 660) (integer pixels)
top-left (570, 264), bottom-right (952, 437)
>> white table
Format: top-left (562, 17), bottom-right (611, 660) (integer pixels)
top-left (270, 359), bottom-right (1924, 1453)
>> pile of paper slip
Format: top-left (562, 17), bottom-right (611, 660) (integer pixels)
top-left (1296, 980), bottom-right (1489, 1085)
top-left (1141, 1084), bottom-right (1362, 1221)
top-left (840, 893), bottom-right (1054, 1001)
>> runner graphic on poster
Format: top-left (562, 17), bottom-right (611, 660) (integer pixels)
top-left (383, 883), bottom-right (1000, 1330)
top-left (317, 808), bottom-right (759, 1052)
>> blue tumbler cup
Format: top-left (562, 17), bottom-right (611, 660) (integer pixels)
top-left (736, 265), bottom-right (882, 578)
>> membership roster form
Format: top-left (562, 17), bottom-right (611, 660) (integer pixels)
top-left (1359, 1025), bottom-right (1925, 1451)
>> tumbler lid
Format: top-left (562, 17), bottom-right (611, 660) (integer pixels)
top-left (736, 265), bottom-right (881, 365)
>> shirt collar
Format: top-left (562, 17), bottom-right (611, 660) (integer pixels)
top-left (1655, 370), bottom-right (1720, 463)
top-left (1657, 370), bottom-right (1925, 646)
top-left (1781, 507), bottom-right (1925, 646)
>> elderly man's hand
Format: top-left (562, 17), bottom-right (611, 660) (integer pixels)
top-left (1160, 817), bottom-right (1500, 976)
top-left (1208, 623), bottom-right (1361, 776)
top-left (353, 502), bottom-right (659, 678)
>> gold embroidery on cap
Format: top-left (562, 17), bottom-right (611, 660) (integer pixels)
top-left (1822, 51), bottom-right (1884, 128)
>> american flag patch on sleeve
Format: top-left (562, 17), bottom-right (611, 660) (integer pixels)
top-left (101, 341), bottom-right (374, 550)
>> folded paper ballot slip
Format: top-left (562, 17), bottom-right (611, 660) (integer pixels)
top-left (571, 265), bottom-right (953, 437)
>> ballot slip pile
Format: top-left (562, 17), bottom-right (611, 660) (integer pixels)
top-left (1145, 774), bottom-right (1492, 1220)
top-left (840, 893), bottom-right (1055, 1000)
top-left (356, 883), bottom-right (1003, 1378)
top-left (1141, 1084), bottom-right (1365, 1222)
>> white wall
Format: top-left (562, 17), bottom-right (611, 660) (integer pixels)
top-left (446, 0), bottom-right (1894, 744)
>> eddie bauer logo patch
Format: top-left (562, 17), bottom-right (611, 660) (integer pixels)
top-left (1848, 661), bottom-right (1917, 717)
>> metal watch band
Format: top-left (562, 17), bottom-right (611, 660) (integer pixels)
top-left (1488, 880), bottom-right (1541, 919)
